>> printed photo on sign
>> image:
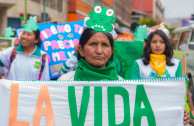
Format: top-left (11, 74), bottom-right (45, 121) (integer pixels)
top-left (0, 37), bottom-right (16, 49)
top-left (50, 63), bottom-right (63, 76)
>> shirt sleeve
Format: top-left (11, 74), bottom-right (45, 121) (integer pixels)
top-left (40, 54), bottom-right (50, 81)
top-left (0, 47), bottom-right (13, 76)
top-left (130, 61), bottom-right (141, 79)
top-left (175, 61), bottom-right (182, 77)
top-left (60, 53), bottom-right (78, 76)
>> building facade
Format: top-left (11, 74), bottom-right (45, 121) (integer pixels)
top-left (132, 0), bottom-right (164, 22)
top-left (68, 0), bottom-right (113, 22)
top-left (114, 0), bottom-right (132, 29)
top-left (0, 0), bottom-right (16, 36)
top-left (68, 0), bottom-right (132, 33)
top-left (0, 0), bottom-right (68, 36)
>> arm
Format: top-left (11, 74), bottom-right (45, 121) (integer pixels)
top-left (59, 53), bottom-right (78, 76)
top-left (40, 54), bottom-right (50, 81)
top-left (0, 47), bottom-right (13, 76)
top-left (130, 61), bottom-right (141, 79)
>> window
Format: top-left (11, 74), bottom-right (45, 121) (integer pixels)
top-left (57, 0), bottom-right (63, 12)
top-left (188, 31), bottom-right (194, 50)
top-left (82, 0), bottom-right (90, 4)
top-left (178, 31), bottom-right (190, 51)
top-left (171, 32), bottom-right (180, 49)
top-left (93, 0), bottom-right (102, 6)
top-left (103, 3), bottom-right (111, 9)
top-left (32, 0), bottom-right (41, 3)
top-left (188, 42), bottom-right (194, 50)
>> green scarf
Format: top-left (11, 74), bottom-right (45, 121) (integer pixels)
top-left (74, 58), bottom-right (119, 81)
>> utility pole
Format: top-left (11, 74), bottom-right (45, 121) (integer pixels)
top-left (43, 0), bottom-right (46, 22)
top-left (25, 0), bottom-right (27, 23)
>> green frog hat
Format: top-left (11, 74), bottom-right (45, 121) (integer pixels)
top-left (3, 27), bottom-right (15, 37)
top-left (84, 5), bottom-right (117, 38)
top-left (133, 25), bottom-right (148, 42)
top-left (23, 16), bottom-right (39, 32)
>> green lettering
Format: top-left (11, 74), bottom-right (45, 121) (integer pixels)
top-left (108, 87), bottom-right (130, 126)
top-left (94, 87), bottom-right (102, 126)
top-left (133, 85), bottom-right (156, 126)
top-left (68, 86), bottom-right (90, 126)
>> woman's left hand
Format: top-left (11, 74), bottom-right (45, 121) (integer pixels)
top-left (184, 109), bottom-right (190, 125)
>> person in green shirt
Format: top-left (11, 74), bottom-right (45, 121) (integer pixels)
top-left (130, 30), bottom-right (190, 125)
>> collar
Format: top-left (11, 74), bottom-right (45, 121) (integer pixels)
top-left (15, 43), bottom-right (41, 57)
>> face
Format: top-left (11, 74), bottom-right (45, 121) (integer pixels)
top-left (20, 31), bottom-right (38, 48)
top-left (78, 32), bottom-right (113, 68)
top-left (150, 34), bottom-right (166, 55)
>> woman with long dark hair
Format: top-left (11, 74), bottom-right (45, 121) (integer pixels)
top-left (130, 30), bottom-right (182, 78)
top-left (130, 30), bottom-right (190, 124)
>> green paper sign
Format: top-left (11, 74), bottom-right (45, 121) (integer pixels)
top-left (113, 41), bottom-right (144, 79)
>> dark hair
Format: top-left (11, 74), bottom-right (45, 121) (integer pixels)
top-left (77, 28), bottom-right (114, 60)
top-left (143, 30), bottom-right (174, 66)
top-left (33, 30), bottom-right (42, 47)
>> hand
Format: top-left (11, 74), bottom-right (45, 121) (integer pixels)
top-left (14, 38), bottom-right (20, 47)
top-left (191, 110), bottom-right (194, 117)
top-left (184, 109), bottom-right (190, 125)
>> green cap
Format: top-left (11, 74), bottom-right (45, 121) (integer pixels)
top-left (3, 27), bottom-right (14, 37)
top-left (23, 16), bottom-right (39, 32)
top-left (133, 25), bottom-right (148, 42)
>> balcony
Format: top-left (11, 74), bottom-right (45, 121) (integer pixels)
top-left (0, 0), bottom-right (16, 7)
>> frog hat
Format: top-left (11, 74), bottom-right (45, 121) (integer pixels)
top-left (133, 25), bottom-right (148, 42)
top-left (23, 16), bottom-right (39, 32)
top-left (3, 27), bottom-right (15, 37)
top-left (84, 5), bottom-right (117, 38)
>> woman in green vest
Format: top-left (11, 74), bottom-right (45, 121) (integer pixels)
top-left (58, 28), bottom-right (121, 81)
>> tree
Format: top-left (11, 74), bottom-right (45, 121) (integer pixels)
top-left (138, 17), bottom-right (158, 27)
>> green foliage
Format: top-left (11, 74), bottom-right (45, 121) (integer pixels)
top-left (138, 17), bottom-right (158, 27)
top-left (163, 24), bottom-right (175, 36)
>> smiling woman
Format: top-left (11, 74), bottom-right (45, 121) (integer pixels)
top-left (58, 28), bottom-right (121, 81)
top-left (0, 17), bottom-right (50, 80)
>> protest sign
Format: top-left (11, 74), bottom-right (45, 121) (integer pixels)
top-left (39, 20), bottom-right (84, 79)
top-left (16, 20), bottom-right (84, 79)
top-left (0, 77), bottom-right (186, 126)
top-left (113, 41), bottom-right (144, 79)
top-left (0, 37), bottom-right (16, 49)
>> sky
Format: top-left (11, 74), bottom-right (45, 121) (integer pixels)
top-left (160, 0), bottom-right (194, 19)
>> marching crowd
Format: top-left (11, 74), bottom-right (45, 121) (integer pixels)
top-left (0, 5), bottom-right (192, 125)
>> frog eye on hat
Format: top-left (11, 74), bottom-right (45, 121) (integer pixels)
top-left (94, 5), bottom-right (102, 13)
top-left (106, 9), bottom-right (114, 16)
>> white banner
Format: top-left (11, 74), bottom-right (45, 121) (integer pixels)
top-left (0, 77), bottom-right (186, 126)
